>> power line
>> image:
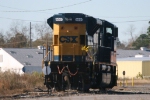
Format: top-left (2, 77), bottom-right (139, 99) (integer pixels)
top-left (97, 16), bottom-right (150, 18)
top-left (0, 0), bottom-right (92, 12)
top-left (113, 19), bottom-right (150, 23)
top-left (0, 17), bottom-right (43, 22)
top-left (0, 5), bottom-right (54, 14)
top-left (0, 5), bottom-right (25, 10)
top-left (0, 3), bottom-right (149, 18)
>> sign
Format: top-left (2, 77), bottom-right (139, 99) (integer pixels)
top-left (123, 71), bottom-right (125, 75)
top-left (59, 36), bottom-right (78, 43)
top-left (55, 18), bottom-right (63, 21)
top-left (75, 18), bottom-right (83, 22)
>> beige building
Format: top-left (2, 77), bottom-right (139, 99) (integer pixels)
top-left (117, 57), bottom-right (150, 78)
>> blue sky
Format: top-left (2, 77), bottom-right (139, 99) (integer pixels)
top-left (0, 0), bottom-right (150, 42)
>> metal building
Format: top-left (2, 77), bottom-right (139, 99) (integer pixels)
top-left (117, 49), bottom-right (150, 78)
top-left (0, 48), bottom-right (43, 74)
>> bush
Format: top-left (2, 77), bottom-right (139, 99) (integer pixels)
top-left (136, 72), bottom-right (143, 79)
top-left (0, 71), bottom-right (45, 96)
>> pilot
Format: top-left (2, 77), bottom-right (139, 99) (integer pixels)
top-left (62, 66), bottom-right (70, 90)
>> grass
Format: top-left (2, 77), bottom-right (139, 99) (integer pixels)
top-left (0, 71), bottom-right (45, 96)
top-left (0, 71), bottom-right (150, 96)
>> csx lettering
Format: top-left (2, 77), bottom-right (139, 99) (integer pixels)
top-left (59, 36), bottom-right (78, 43)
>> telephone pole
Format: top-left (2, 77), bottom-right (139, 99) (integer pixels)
top-left (29, 22), bottom-right (32, 48)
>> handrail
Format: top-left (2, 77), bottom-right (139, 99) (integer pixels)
top-left (66, 65), bottom-right (78, 76)
top-left (57, 65), bottom-right (78, 76)
top-left (57, 66), bottom-right (65, 74)
top-left (42, 51), bottom-right (50, 68)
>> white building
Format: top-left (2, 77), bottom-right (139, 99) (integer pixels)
top-left (0, 48), bottom-right (43, 74)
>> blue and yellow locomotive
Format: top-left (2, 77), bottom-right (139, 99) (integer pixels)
top-left (42, 13), bottom-right (118, 92)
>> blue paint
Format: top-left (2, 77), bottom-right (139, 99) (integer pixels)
top-left (54, 55), bottom-right (59, 61)
top-left (54, 55), bottom-right (85, 62)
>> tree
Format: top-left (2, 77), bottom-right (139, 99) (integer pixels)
top-left (0, 30), bottom-right (5, 47)
top-left (124, 25), bottom-right (136, 49)
top-left (125, 25), bottom-right (136, 42)
top-left (33, 22), bottom-right (53, 47)
top-left (117, 38), bottom-right (126, 49)
top-left (147, 21), bottom-right (150, 36)
top-left (8, 33), bottom-right (27, 48)
top-left (32, 33), bottom-right (53, 47)
top-left (126, 38), bottom-right (136, 49)
top-left (34, 22), bottom-right (52, 40)
top-left (132, 34), bottom-right (150, 49)
top-left (4, 21), bottom-right (29, 48)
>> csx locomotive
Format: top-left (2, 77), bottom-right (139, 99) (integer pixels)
top-left (42, 13), bottom-right (118, 92)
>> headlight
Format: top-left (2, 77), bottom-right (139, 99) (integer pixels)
top-left (107, 66), bottom-right (111, 71)
top-left (42, 66), bottom-right (51, 75)
top-left (102, 65), bottom-right (106, 70)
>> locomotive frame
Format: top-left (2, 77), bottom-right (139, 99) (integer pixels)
top-left (42, 13), bottom-right (118, 92)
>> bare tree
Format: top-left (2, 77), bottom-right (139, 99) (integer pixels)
top-left (4, 21), bottom-right (29, 48)
top-left (33, 22), bottom-right (53, 47)
top-left (34, 22), bottom-right (52, 40)
top-left (126, 38), bottom-right (135, 49)
top-left (125, 25), bottom-right (136, 42)
top-left (0, 30), bottom-right (5, 47)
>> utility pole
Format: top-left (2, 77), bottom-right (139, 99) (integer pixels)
top-left (30, 22), bottom-right (32, 48)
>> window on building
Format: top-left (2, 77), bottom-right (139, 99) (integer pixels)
top-left (26, 55), bottom-right (33, 58)
top-left (23, 62), bottom-right (31, 65)
top-left (36, 51), bottom-right (43, 54)
top-left (10, 51), bottom-right (16, 54)
top-left (0, 55), bottom-right (3, 62)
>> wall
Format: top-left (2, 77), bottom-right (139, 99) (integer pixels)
top-left (0, 48), bottom-right (24, 74)
top-left (117, 61), bottom-right (142, 78)
top-left (142, 61), bottom-right (150, 77)
top-left (24, 66), bottom-right (42, 73)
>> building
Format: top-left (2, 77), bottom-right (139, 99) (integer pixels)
top-left (1, 47), bottom-right (150, 77)
top-left (0, 48), bottom-right (43, 74)
top-left (117, 49), bottom-right (150, 58)
top-left (117, 57), bottom-right (150, 78)
top-left (117, 49), bottom-right (150, 78)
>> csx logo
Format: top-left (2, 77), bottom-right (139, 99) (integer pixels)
top-left (59, 36), bottom-right (78, 43)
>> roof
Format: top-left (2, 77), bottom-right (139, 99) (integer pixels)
top-left (3, 48), bottom-right (43, 66)
top-left (117, 49), bottom-right (150, 58)
top-left (2, 48), bottom-right (150, 64)
top-left (117, 57), bottom-right (150, 61)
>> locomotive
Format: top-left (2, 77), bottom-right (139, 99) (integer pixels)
top-left (42, 13), bottom-right (118, 92)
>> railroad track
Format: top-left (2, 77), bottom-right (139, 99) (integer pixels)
top-left (1, 86), bottom-right (150, 99)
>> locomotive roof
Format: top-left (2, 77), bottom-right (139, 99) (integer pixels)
top-left (47, 13), bottom-right (117, 36)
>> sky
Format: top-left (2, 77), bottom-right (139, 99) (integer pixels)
top-left (0, 0), bottom-right (150, 42)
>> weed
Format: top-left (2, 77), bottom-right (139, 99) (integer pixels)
top-left (0, 71), bottom-right (45, 96)
top-left (136, 72), bottom-right (143, 79)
